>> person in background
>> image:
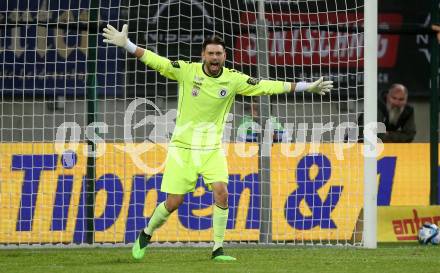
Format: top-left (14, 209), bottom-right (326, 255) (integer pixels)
top-left (378, 83), bottom-right (416, 142)
top-left (358, 83), bottom-right (416, 142)
top-left (237, 98), bottom-right (284, 143)
top-left (431, 24), bottom-right (440, 42)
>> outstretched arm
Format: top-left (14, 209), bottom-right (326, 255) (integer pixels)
top-left (102, 24), bottom-right (184, 81)
top-left (290, 77), bottom-right (333, 95)
top-left (236, 74), bottom-right (333, 97)
top-left (102, 24), bottom-right (145, 58)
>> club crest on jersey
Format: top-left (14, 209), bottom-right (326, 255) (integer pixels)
top-left (192, 88), bottom-right (200, 97)
top-left (219, 88), bottom-right (228, 98)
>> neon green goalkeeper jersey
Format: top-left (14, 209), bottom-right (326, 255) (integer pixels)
top-left (140, 50), bottom-right (290, 149)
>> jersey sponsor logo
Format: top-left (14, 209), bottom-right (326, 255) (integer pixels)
top-left (247, 77), bottom-right (260, 85)
top-left (219, 88), bottom-right (228, 97)
top-left (171, 61), bottom-right (180, 68)
top-left (193, 76), bottom-right (203, 88)
top-left (194, 75), bottom-right (204, 82)
top-left (192, 88), bottom-right (200, 96)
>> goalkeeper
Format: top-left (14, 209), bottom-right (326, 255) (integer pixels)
top-left (102, 24), bottom-right (333, 261)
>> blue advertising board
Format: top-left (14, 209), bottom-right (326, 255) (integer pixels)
top-left (0, 0), bottom-right (124, 96)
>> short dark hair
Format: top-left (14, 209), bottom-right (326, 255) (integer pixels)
top-left (202, 35), bottom-right (225, 51)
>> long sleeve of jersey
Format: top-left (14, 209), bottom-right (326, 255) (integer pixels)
top-left (139, 49), bottom-right (187, 81)
top-left (233, 71), bottom-right (291, 96)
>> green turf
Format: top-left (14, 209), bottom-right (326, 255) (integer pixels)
top-left (1, 244), bottom-right (439, 273)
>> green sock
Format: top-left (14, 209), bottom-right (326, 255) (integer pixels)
top-left (213, 205), bottom-right (229, 251)
top-left (144, 202), bottom-right (171, 235)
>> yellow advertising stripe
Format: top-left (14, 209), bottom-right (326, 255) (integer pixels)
top-left (378, 206), bottom-right (440, 242)
top-left (0, 143), bottom-right (85, 243)
top-left (0, 143), bottom-right (437, 243)
top-left (271, 144), bottom-right (364, 241)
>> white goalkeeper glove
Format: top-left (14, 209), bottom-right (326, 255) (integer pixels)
top-left (295, 77), bottom-right (333, 95)
top-left (102, 24), bottom-right (137, 54)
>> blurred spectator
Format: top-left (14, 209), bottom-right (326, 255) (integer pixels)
top-left (379, 84), bottom-right (416, 142)
top-left (237, 98), bottom-right (284, 143)
top-left (358, 83), bottom-right (416, 142)
top-left (431, 24), bottom-right (440, 43)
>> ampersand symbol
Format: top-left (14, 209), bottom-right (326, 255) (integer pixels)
top-left (284, 154), bottom-right (343, 230)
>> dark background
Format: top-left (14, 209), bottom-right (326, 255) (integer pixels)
top-left (0, 0), bottom-right (435, 98)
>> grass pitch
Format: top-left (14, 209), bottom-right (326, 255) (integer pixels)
top-left (1, 244), bottom-right (439, 273)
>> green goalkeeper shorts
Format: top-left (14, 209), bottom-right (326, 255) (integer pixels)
top-left (161, 146), bottom-right (229, 194)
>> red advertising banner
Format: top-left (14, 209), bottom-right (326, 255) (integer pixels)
top-left (234, 12), bottom-right (402, 68)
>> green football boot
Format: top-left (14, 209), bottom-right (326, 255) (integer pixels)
top-left (132, 230), bottom-right (151, 260)
top-left (211, 247), bottom-right (236, 261)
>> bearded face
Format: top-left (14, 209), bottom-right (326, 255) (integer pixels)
top-left (387, 102), bottom-right (403, 126)
top-left (202, 44), bottom-right (226, 76)
top-left (386, 88), bottom-right (407, 126)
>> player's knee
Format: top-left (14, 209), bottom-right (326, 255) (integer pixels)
top-left (216, 196), bottom-right (228, 208)
top-left (214, 189), bottom-right (228, 207)
top-left (165, 195), bottom-right (184, 212)
top-left (165, 201), bottom-right (180, 212)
